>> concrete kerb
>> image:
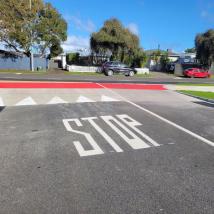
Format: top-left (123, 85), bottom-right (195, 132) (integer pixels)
top-left (165, 84), bottom-right (214, 92)
top-left (177, 91), bottom-right (214, 104)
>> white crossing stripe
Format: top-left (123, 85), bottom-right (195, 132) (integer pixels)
top-left (48, 96), bottom-right (68, 104)
top-left (0, 97), bottom-right (4, 106)
top-left (0, 95), bottom-right (122, 107)
top-left (15, 97), bottom-right (37, 106)
top-left (76, 96), bottom-right (95, 103)
top-left (101, 95), bottom-right (120, 102)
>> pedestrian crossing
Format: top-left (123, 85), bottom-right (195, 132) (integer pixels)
top-left (0, 95), bottom-right (121, 107)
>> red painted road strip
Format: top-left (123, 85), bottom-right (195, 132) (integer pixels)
top-left (0, 82), bottom-right (101, 89)
top-left (0, 82), bottom-right (166, 90)
top-left (101, 83), bottom-right (166, 90)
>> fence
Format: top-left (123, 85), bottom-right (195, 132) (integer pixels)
top-left (0, 55), bottom-right (48, 70)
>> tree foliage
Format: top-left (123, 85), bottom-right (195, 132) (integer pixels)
top-left (150, 50), bottom-right (162, 63)
top-left (90, 18), bottom-right (145, 66)
top-left (66, 52), bottom-right (80, 65)
top-left (0, 0), bottom-right (67, 58)
top-left (185, 47), bottom-right (196, 53)
top-left (195, 29), bottom-right (214, 67)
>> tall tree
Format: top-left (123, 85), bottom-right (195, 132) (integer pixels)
top-left (0, 0), bottom-right (67, 58)
top-left (36, 3), bottom-right (67, 57)
top-left (195, 29), bottom-right (214, 67)
top-left (90, 18), bottom-right (141, 65)
top-left (185, 48), bottom-right (196, 53)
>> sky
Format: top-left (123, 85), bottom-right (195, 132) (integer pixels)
top-left (46, 0), bottom-right (214, 53)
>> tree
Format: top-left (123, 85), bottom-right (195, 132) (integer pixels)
top-left (185, 48), bottom-right (196, 53)
top-left (129, 49), bottom-right (147, 68)
top-left (66, 52), bottom-right (80, 65)
top-left (150, 50), bottom-right (162, 64)
top-left (36, 3), bottom-right (67, 57)
top-left (195, 29), bottom-right (214, 67)
top-left (0, 0), bottom-right (67, 58)
top-left (160, 52), bottom-right (170, 71)
top-left (90, 18), bottom-right (142, 66)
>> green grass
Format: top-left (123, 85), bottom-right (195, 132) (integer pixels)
top-left (177, 83), bottom-right (214, 86)
top-left (179, 90), bottom-right (214, 100)
top-left (0, 69), bottom-right (47, 74)
top-left (0, 69), bottom-right (153, 78)
top-left (64, 71), bottom-right (102, 76)
top-left (64, 71), bottom-right (153, 78)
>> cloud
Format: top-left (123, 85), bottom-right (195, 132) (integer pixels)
top-left (199, 0), bottom-right (214, 22)
top-left (64, 15), bottom-right (96, 33)
top-left (127, 23), bottom-right (139, 35)
top-left (201, 10), bottom-right (214, 21)
top-left (62, 35), bottom-right (90, 52)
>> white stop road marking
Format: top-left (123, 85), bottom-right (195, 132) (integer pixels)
top-left (63, 114), bottom-right (159, 157)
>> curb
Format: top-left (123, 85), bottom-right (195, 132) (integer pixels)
top-left (178, 91), bottom-right (214, 104)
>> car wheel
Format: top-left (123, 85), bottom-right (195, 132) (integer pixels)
top-left (107, 70), bottom-right (113, 76)
top-left (129, 71), bottom-right (135, 77)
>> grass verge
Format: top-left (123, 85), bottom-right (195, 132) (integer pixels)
top-left (179, 90), bottom-right (214, 100)
top-left (177, 83), bottom-right (214, 86)
top-left (64, 71), bottom-right (153, 78)
top-left (0, 69), bottom-right (47, 74)
top-left (0, 69), bottom-right (153, 78)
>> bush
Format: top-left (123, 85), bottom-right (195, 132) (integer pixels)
top-left (66, 53), bottom-right (80, 65)
top-left (132, 50), bottom-right (147, 68)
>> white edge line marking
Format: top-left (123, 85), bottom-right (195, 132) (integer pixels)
top-left (96, 83), bottom-right (214, 147)
top-left (0, 97), bottom-right (4, 106)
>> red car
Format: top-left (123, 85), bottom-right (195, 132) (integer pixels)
top-left (184, 68), bottom-right (211, 78)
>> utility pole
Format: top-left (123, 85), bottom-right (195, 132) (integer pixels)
top-left (29, 0), bottom-right (34, 71)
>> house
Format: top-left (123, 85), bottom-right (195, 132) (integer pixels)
top-left (145, 49), bottom-right (180, 71)
top-left (50, 53), bottom-right (66, 69)
top-left (0, 49), bottom-right (48, 71)
top-left (145, 49), bottom-right (198, 73)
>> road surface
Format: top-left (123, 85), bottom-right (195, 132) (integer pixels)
top-left (0, 82), bottom-right (213, 214)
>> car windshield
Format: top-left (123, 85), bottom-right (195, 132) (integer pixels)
top-left (120, 63), bottom-right (127, 67)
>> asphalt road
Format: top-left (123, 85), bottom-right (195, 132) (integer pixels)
top-left (0, 72), bottom-right (214, 84)
top-left (0, 88), bottom-right (214, 213)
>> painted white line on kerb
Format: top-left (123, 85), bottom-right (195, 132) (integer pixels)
top-left (96, 83), bottom-right (214, 147)
top-left (195, 100), bottom-right (214, 106)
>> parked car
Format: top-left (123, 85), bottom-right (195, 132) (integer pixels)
top-left (183, 68), bottom-right (211, 78)
top-left (102, 61), bottom-right (137, 76)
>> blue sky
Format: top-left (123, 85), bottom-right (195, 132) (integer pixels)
top-left (46, 0), bottom-right (214, 53)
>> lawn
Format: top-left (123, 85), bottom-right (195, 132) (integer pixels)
top-left (0, 69), bottom-right (47, 74)
top-left (64, 71), bottom-right (103, 76)
top-left (0, 69), bottom-right (152, 78)
top-left (177, 83), bottom-right (214, 86)
top-left (179, 90), bottom-right (214, 100)
top-left (64, 71), bottom-right (153, 77)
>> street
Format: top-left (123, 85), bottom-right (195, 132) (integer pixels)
top-left (0, 83), bottom-right (214, 213)
top-left (0, 72), bottom-right (214, 84)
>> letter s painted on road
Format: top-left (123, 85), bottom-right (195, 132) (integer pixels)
top-left (63, 119), bottom-right (104, 157)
